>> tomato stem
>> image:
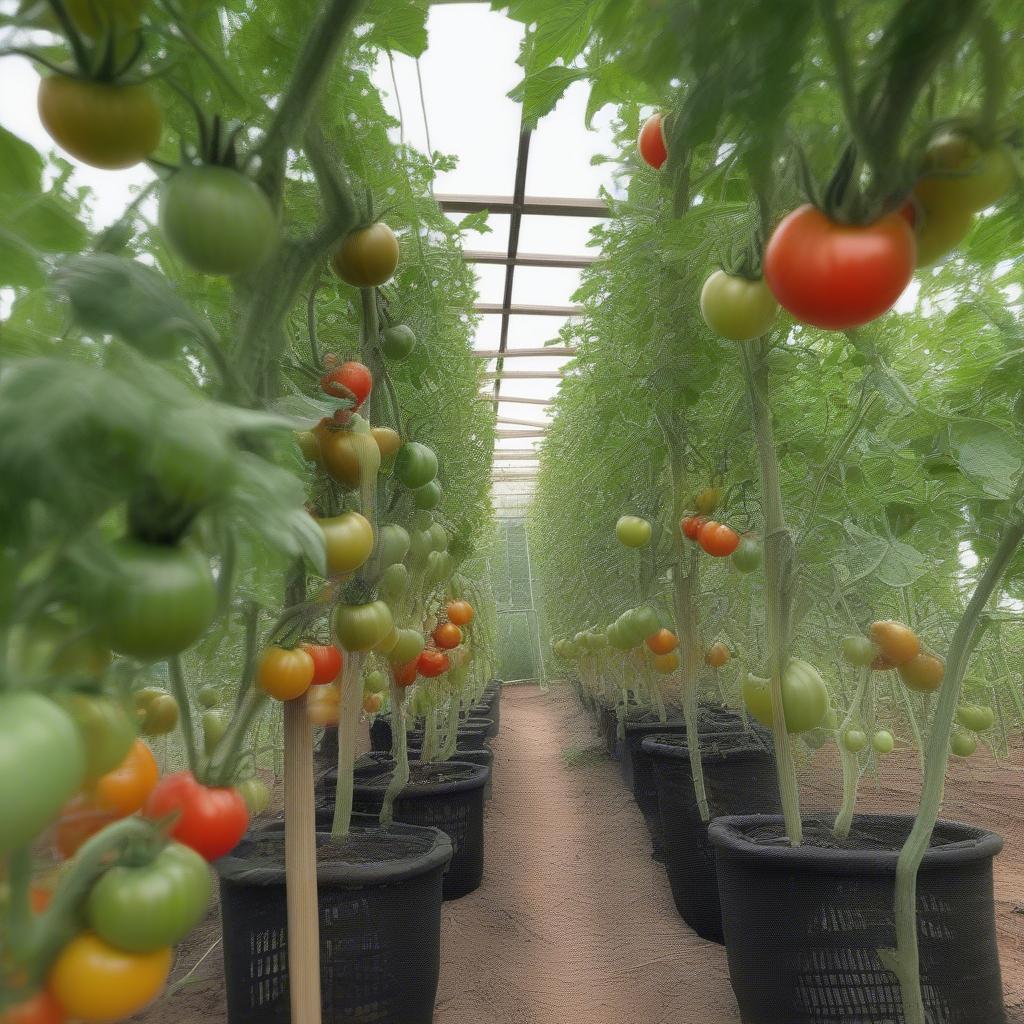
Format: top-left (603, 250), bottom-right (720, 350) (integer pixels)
top-left (331, 648), bottom-right (364, 837)
top-left (883, 491), bottom-right (1024, 1024)
top-left (834, 667), bottom-right (870, 838)
top-left (167, 653), bottom-right (200, 775)
top-left (380, 680), bottom-right (409, 826)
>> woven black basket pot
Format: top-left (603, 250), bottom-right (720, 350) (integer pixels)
top-left (470, 696), bottom-right (500, 736)
top-left (216, 816), bottom-right (452, 1024)
top-left (406, 717), bottom-right (493, 752)
top-left (709, 814), bottom-right (1005, 1024)
top-left (643, 719), bottom-right (778, 943)
top-left (345, 760), bottom-right (490, 900)
top-left (619, 715), bottom-right (686, 860)
top-left (599, 704), bottom-right (620, 757)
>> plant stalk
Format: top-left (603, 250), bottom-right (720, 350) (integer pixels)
top-left (331, 649), bottom-right (365, 836)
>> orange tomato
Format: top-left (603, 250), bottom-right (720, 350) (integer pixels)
top-left (258, 646), bottom-right (315, 701)
top-left (645, 628), bottom-right (678, 656)
top-left (94, 738), bottom-right (159, 817)
top-left (705, 642), bottom-right (730, 668)
top-left (697, 520), bottom-right (740, 557)
top-left (898, 652), bottom-right (945, 692)
top-left (2, 990), bottom-right (65, 1024)
top-left (362, 693), bottom-right (382, 715)
top-left (869, 620), bottom-right (920, 666)
top-left (652, 652), bottom-right (679, 674)
top-left (432, 623), bottom-right (462, 650)
top-left (446, 600), bottom-right (474, 626)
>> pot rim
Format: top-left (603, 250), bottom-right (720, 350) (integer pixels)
top-left (708, 813), bottom-right (1003, 872)
top-left (354, 759), bottom-right (491, 797)
top-left (641, 730), bottom-right (771, 761)
top-left (216, 814), bottom-right (453, 887)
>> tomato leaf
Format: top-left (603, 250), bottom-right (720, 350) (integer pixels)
top-left (0, 126), bottom-right (43, 197)
top-left (841, 523), bottom-right (929, 589)
top-left (508, 66), bottom-right (589, 129)
top-left (948, 420), bottom-right (1024, 500)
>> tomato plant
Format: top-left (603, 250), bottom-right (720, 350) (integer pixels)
top-left (331, 223), bottom-right (400, 287)
top-left (86, 841), bottom-right (211, 952)
top-left (763, 205), bottom-right (915, 329)
top-left (160, 166), bottom-right (278, 275)
top-left (37, 76), bottom-right (162, 169)
top-left (699, 271), bottom-right (778, 342)
top-left (144, 772), bottom-right (248, 862)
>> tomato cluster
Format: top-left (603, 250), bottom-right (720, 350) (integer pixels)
top-left (680, 515), bottom-right (746, 559)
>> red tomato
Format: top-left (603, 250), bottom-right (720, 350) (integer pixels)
top-left (2, 990), bottom-right (64, 1024)
top-left (763, 204), bottom-right (915, 329)
top-left (392, 659), bottom-right (419, 687)
top-left (54, 796), bottom-right (118, 859)
top-left (417, 649), bottom-right (449, 678)
top-left (432, 622), bottom-right (462, 650)
top-left (637, 113), bottom-right (668, 170)
top-left (645, 628), bottom-right (679, 656)
top-left (697, 520), bottom-right (740, 557)
top-left (300, 643), bottom-right (343, 685)
top-left (144, 772), bottom-right (248, 862)
top-left (320, 361), bottom-right (372, 408)
top-left (681, 515), bottom-right (706, 541)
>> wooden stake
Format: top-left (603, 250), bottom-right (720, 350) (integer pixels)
top-left (284, 691), bottom-right (322, 1024)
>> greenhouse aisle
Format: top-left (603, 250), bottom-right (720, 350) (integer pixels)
top-left (435, 683), bottom-right (740, 1024)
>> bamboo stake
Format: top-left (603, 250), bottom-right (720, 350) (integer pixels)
top-left (284, 692), bottom-right (322, 1024)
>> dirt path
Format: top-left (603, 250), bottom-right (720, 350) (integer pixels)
top-left (434, 683), bottom-right (739, 1024)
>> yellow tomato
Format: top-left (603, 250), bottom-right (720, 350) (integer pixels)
top-left (257, 646), bottom-right (315, 701)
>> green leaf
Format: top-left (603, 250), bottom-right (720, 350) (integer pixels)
top-left (526, 0), bottom-right (596, 69)
top-left (508, 66), bottom-right (589, 129)
top-left (949, 420), bottom-right (1024, 499)
top-left (456, 210), bottom-right (492, 235)
top-left (0, 126), bottom-right (43, 197)
top-left (841, 523), bottom-right (929, 588)
top-left (7, 198), bottom-right (89, 253)
top-left (365, 0), bottom-right (429, 57)
top-left (0, 229), bottom-right (44, 288)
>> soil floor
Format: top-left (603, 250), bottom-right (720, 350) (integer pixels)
top-left (137, 682), bottom-right (1024, 1024)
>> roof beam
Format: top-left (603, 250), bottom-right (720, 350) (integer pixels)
top-left (493, 450), bottom-right (541, 460)
top-left (479, 394), bottom-right (551, 406)
top-left (496, 417), bottom-right (549, 428)
top-left (497, 429), bottom-right (547, 438)
top-left (439, 194), bottom-right (609, 218)
top-left (483, 370), bottom-right (563, 380)
top-left (475, 303), bottom-right (583, 316)
top-left (474, 346), bottom-right (575, 358)
top-left (464, 250), bottom-right (597, 269)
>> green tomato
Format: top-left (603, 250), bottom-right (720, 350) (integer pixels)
top-left (364, 670), bottom-right (388, 695)
top-left (333, 601), bottom-right (394, 652)
top-left (606, 622), bottom-right (633, 651)
top-left (87, 841), bottom-right (211, 952)
top-left (60, 692), bottom-right (136, 781)
top-left (97, 540), bottom-right (217, 661)
top-left (841, 635), bottom-right (876, 667)
top-left (742, 659), bottom-right (829, 734)
top-left (842, 728), bottom-right (868, 753)
top-left (236, 776), bottom-right (271, 816)
top-left (202, 708), bottom-right (230, 751)
top-left (950, 730), bottom-right (977, 758)
top-left (425, 550), bottom-right (453, 586)
top-left (196, 684), bottom-right (221, 709)
top-left (732, 536), bottom-right (762, 574)
top-left (387, 628), bottom-right (425, 665)
top-left (380, 324), bottom-right (416, 360)
top-left (395, 442), bottom-right (438, 489)
top-left (406, 529), bottom-right (432, 572)
top-left (956, 704), bottom-right (994, 732)
top-left (379, 563), bottom-right (410, 605)
top-left (411, 510), bottom-right (433, 532)
top-left (0, 692), bottom-right (87, 855)
top-left (413, 479), bottom-right (443, 510)
top-left (161, 165), bottom-right (278, 276)
top-left (615, 515), bottom-right (651, 548)
top-left (134, 687), bottom-right (179, 736)
top-left (872, 729), bottom-right (895, 755)
top-left (376, 524), bottom-right (411, 568)
top-left (427, 523), bottom-right (448, 552)
top-left (630, 607), bottom-right (661, 640)
top-left (699, 270), bottom-right (778, 342)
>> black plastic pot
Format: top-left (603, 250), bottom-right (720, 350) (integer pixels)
top-left (599, 704), bottom-right (619, 756)
top-left (619, 715), bottom-right (686, 859)
top-left (330, 748), bottom-right (495, 801)
top-left (346, 760), bottom-right (490, 899)
top-left (710, 814), bottom-right (1005, 1023)
top-left (407, 717), bottom-right (493, 752)
top-left (471, 698), bottom-right (500, 736)
top-left (216, 816), bottom-right (452, 1024)
top-left (643, 719), bottom-right (778, 943)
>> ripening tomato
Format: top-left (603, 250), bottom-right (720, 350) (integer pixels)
top-left (417, 649), bottom-right (449, 678)
top-left (393, 659), bottom-right (419, 687)
top-left (94, 738), bottom-right (159, 817)
top-left (904, 196), bottom-right (974, 267)
top-left (916, 134), bottom-right (1016, 213)
top-left (694, 486), bottom-right (722, 515)
top-left (48, 933), bottom-right (171, 1022)
top-left (1, 990), bottom-right (64, 1024)
top-left (144, 772), bottom-right (248, 862)
top-left (869, 620), bottom-right (920, 666)
top-left (37, 76), bottom-right (162, 169)
top-left (300, 643), bottom-right (342, 686)
top-left (55, 796), bottom-right (118, 860)
top-left (763, 204), bottom-right (915, 330)
top-left (236, 777), bottom-right (271, 817)
top-left (319, 511), bottom-right (374, 575)
top-left (447, 600), bottom-right (474, 626)
top-left (652, 652), bottom-right (679, 674)
top-left (363, 693), bottom-right (382, 715)
top-left (297, 430), bottom-right (321, 463)
top-left (681, 515), bottom-right (706, 541)
top-left (258, 646), bottom-right (315, 701)
top-left (699, 271), bottom-right (778, 342)
top-left (697, 520), bottom-right (740, 557)
top-left (371, 426), bottom-right (401, 458)
top-left (646, 628), bottom-right (678, 656)
top-left (306, 688), bottom-right (340, 727)
top-left (333, 601), bottom-right (394, 652)
top-left (331, 223), bottom-right (400, 287)
top-left (897, 652), bottom-right (944, 693)
top-left (705, 642), bottom-right (730, 668)
top-left (615, 515), bottom-right (652, 548)
top-left (321, 361), bottom-right (372, 407)
top-left (637, 112), bottom-right (668, 170)
top-left (433, 622), bottom-right (462, 650)
top-left (742, 659), bottom-right (828, 733)
top-left (315, 425), bottom-right (381, 489)
top-left (841, 635), bottom-right (877, 667)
